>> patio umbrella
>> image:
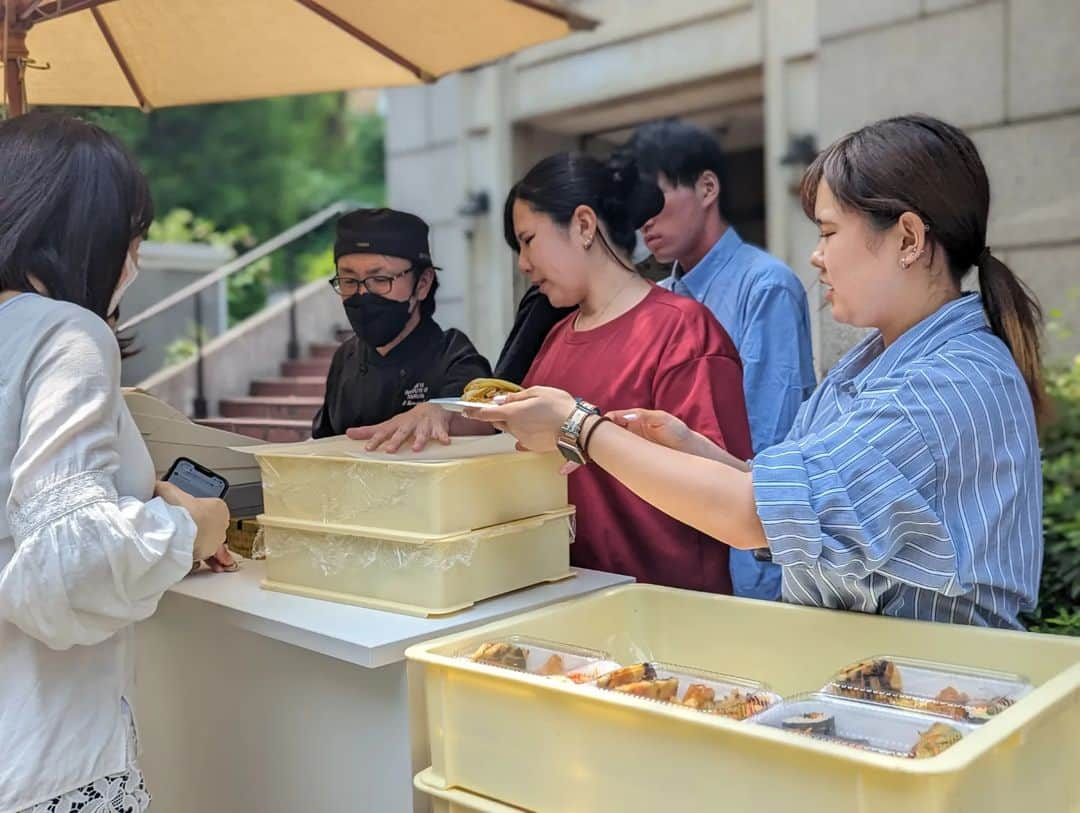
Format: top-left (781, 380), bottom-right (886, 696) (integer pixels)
top-left (0, 0), bottom-right (594, 115)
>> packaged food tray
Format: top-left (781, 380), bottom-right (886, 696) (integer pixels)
top-left (406, 584), bottom-right (1080, 813)
top-left (821, 655), bottom-right (1031, 723)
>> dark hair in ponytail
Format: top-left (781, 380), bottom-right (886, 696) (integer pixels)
top-left (800, 114), bottom-right (1048, 426)
top-left (503, 152), bottom-right (664, 258)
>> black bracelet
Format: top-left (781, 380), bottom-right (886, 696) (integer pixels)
top-left (581, 415), bottom-right (612, 461)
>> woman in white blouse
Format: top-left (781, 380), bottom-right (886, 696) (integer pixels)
top-left (0, 113), bottom-right (231, 812)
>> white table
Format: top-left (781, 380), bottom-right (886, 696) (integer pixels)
top-left (134, 561), bottom-right (631, 813)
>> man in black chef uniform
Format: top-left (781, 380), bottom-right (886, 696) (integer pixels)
top-left (312, 208), bottom-right (491, 448)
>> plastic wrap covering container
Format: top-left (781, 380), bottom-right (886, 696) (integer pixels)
top-left (822, 656), bottom-right (1032, 723)
top-left (593, 662), bottom-right (780, 720)
top-left (247, 435), bottom-right (567, 535)
top-left (406, 584), bottom-right (1080, 813)
top-left (751, 693), bottom-right (974, 758)
top-left (458, 636), bottom-right (619, 684)
top-left (258, 509), bottom-right (574, 616)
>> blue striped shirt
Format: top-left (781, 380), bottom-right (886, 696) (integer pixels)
top-left (663, 228), bottom-right (816, 600)
top-left (751, 294), bottom-right (1042, 628)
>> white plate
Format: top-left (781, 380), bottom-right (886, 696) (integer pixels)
top-left (427, 398), bottom-right (499, 413)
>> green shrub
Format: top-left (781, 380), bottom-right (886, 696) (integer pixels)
top-left (1025, 356), bottom-right (1080, 636)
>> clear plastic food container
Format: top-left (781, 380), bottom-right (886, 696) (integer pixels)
top-left (592, 662), bottom-right (780, 721)
top-left (821, 656), bottom-right (1032, 723)
top-left (752, 693), bottom-right (974, 759)
top-left (460, 635), bottom-right (618, 683)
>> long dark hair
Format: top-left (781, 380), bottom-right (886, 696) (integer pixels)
top-left (800, 114), bottom-right (1048, 425)
top-left (503, 152), bottom-right (663, 263)
top-left (0, 111), bottom-right (154, 319)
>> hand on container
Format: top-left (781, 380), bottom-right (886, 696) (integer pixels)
top-left (153, 480), bottom-right (233, 568)
top-left (346, 402), bottom-right (453, 453)
top-left (465, 386), bottom-right (576, 453)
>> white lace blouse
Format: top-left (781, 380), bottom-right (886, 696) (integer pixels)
top-left (0, 293), bottom-right (197, 813)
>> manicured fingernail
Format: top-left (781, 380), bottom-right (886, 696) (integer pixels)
top-left (492, 395), bottom-right (507, 404)
top-left (624, 413), bottom-right (638, 421)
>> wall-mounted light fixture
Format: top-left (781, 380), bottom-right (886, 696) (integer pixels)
top-left (780, 133), bottom-right (819, 195)
top-left (458, 190), bottom-right (490, 217)
top-left (780, 133), bottom-right (819, 167)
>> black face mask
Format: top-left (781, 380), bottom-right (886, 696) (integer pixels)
top-left (343, 291), bottom-right (415, 348)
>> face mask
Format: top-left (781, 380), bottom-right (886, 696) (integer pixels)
top-left (343, 291), bottom-right (416, 348)
top-left (108, 252), bottom-right (140, 316)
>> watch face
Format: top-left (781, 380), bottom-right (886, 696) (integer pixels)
top-left (556, 439), bottom-right (586, 466)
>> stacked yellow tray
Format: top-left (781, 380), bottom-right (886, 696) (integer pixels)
top-left (406, 584), bottom-right (1080, 812)
top-left (247, 434), bottom-right (574, 616)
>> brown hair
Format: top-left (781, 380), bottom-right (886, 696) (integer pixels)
top-left (800, 114), bottom-right (1048, 426)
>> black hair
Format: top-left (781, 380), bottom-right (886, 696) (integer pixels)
top-left (0, 111), bottom-right (154, 319)
top-left (503, 152), bottom-right (664, 258)
top-left (418, 268), bottom-right (438, 318)
top-left (801, 113), bottom-right (1047, 426)
top-left (624, 119), bottom-right (729, 218)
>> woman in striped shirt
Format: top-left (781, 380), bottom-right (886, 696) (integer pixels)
top-left (475, 114), bottom-right (1045, 629)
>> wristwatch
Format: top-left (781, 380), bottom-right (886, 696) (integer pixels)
top-left (556, 398), bottom-right (600, 465)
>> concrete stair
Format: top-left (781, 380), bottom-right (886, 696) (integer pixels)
top-left (196, 338), bottom-right (348, 442)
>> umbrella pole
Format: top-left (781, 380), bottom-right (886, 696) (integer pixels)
top-left (2, 28), bottom-right (27, 117)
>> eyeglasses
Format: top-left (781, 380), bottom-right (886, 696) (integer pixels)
top-left (328, 267), bottom-right (415, 297)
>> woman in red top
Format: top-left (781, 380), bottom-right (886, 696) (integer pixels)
top-left (354, 153), bottom-right (752, 593)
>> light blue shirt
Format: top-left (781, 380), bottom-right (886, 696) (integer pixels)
top-left (662, 228), bottom-right (816, 600)
top-left (752, 294), bottom-right (1042, 629)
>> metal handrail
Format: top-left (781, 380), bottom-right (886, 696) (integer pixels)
top-left (119, 199), bottom-right (352, 332)
top-left (119, 198), bottom-right (354, 419)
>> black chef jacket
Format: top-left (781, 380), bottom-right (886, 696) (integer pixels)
top-left (493, 285), bottom-right (575, 384)
top-left (312, 317), bottom-right (492, 438)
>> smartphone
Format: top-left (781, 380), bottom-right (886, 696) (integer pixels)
top-left (164, 457), bottom-right (230, 499)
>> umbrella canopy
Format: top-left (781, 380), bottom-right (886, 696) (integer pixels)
top-left (0, 0), bottom-right (594, 114)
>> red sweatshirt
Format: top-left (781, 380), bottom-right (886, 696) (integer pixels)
top-left (524, 285), bottom-right (752, 594)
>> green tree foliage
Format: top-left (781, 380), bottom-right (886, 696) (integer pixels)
top-left (81, 94), bottom-right (384, 243)
top-left (1025, 355), bottom-right (1080, 636)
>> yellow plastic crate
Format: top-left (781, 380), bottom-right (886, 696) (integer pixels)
top-left (250, 438), bottom-right (567, 535)
top-left (415, 768), bottom-right (521, 812)
top-left (258, 509), bottom-right (574, 617)
top-left (406, 584), bottom-right (1080, 813)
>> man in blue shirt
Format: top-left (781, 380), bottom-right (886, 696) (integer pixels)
top-left (626, 120), bottom-right (817, 600)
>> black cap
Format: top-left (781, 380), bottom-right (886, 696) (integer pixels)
top-left (334, 207), bottom-right (437, 268)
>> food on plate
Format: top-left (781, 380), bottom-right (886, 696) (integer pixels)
top-left (967, 696), bottom-right (1015, 722)
top-left (830, 658), bottom-right (1022, 722)
top-left (781, 711), bottom-right (837, 736)
top-left (538, 653), bottom-right (566, 676)
top-left (910, 722), bottom-right (964, 758)
top-left (613, 677), bottom-right (680, 701)
top-left (707, 689), bottom-right (775, 721)
top-left (917, 685), bottom-right (971, 719)
top-left (679, 683), bottom-right (716, 710)
top-left (565, 660), bottom-right (623, 685)
top-left (470, 642), bottom-right (528, 671)
top-left (673, 684), bottom-right (774, 720)
top-left (832, 658), bottom-right (903, 701)
top-left (462, 378), bottom-right (523, 404)
top-left (595, 662), bottom-right (656, 691)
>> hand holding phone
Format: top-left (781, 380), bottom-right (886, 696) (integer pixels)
top-left (164, 457), bottom-right (229, 499)
top-left (156, 462), bottom-right (231, 565)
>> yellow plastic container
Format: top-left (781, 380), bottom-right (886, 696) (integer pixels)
top-left (249, 436), bottom-right (568, 535)
top-left (258, 509), bottom-right (574, 616)
top-left (414, 768), bottom-right (519, 813)
top-left (406, 584), bottom-right (1080, 812)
